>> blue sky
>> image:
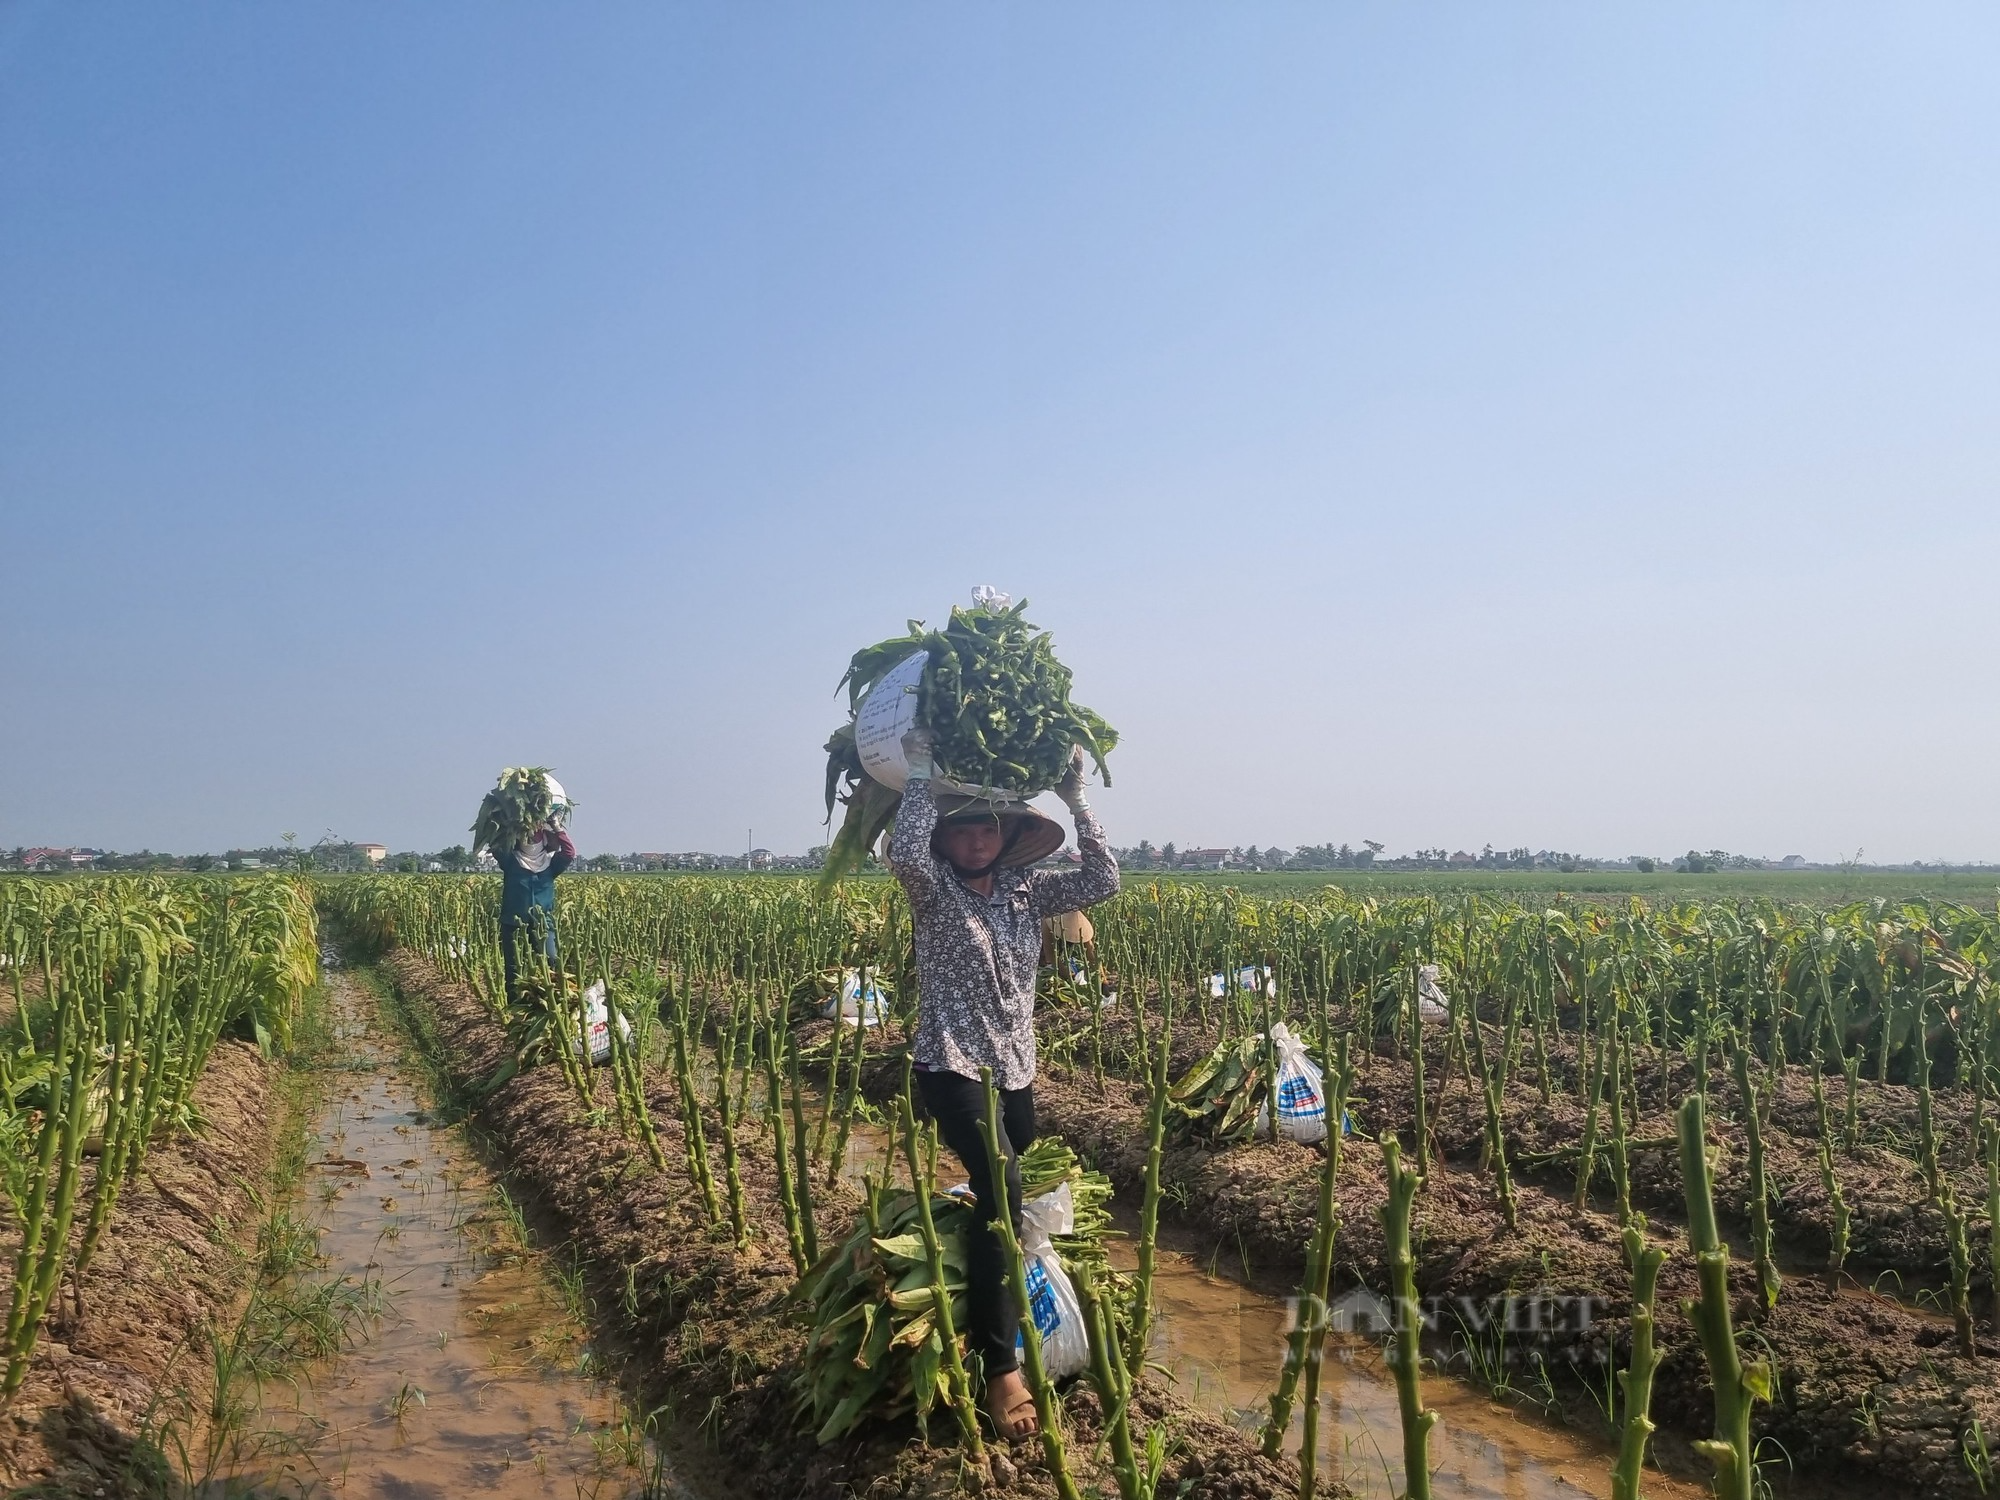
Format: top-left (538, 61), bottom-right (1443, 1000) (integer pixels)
top-left (5, 4), bottom-right (1997, 862)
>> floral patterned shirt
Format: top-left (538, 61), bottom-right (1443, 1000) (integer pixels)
top-left (889, 776), bottom-right (1119, 1090)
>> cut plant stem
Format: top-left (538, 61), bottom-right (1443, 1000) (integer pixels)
top-left (976, 1068), bottom-right (1084, 1500)
top-left (1732, 1042), bottom-right (1780, 1310)
top-left (1611, 1218), bottom-right (1667, 1500)
top-left (1677, 1093), bottom-right (1766, 1500)
top-left (1379, 1133), bottom-right (1436, 1500)
top-left (893, 1064), bottom-right (984, 1469)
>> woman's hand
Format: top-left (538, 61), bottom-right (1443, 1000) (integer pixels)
top-left (901, 726), bottom-right (936, 781)
top-left (1055, 744), bottom-right (1089, 809)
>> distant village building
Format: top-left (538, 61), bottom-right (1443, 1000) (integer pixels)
top-left (357, 843), bottom-right (387, 865)
top-left (18, 847), bottom-right (100, 871)
top-left (1781, 854), bottom-right (1806, 869)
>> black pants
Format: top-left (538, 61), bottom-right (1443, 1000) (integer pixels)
top-left (916, 1068), bottom-right (1037, 1379)
top-left (500, 918), bottom-right (558, 1002)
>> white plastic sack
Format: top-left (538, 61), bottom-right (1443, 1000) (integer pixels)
top-left (1016, 1181), bottom-right (1091, 1380)
top-left (850, 648), bottom-right (988, 798)
top-left (1209, 965), bottom-right (1277, 1000)
top-left (1416, 964), bottom-right (1451, 1022)
top-left (820, 968), bottom-right (888, 1027)
top-left (574, 979), bottom-right (631, 1067)
top-left (1251, 1022), bottom-right (1330, 1145)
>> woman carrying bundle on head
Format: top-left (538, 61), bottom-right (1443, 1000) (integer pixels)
top-left (472, 768), bottom-right (576, 1002)
top-left (886, 727), bottom-right (1119, 1443)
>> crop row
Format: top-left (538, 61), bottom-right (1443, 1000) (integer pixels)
top-left (322, 872), bottom-right (2000, 1499)
top-left (0, 875), bottom-right (319, 1406)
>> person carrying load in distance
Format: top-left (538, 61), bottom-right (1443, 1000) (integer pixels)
top-left (471, 770), bottom-right (577, 1003)
top-left (886, 725), bottom-right (1119, 1445)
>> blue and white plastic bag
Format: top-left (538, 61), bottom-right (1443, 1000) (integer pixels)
top-left (1015, 1180), bottom-right (1091, 1379)
top-left (575, 979), bottom-right (632, 1067)
top-left (821, 968), bottom-right (889, 1028)
top-left (1252, 1022), bottom-right (1329, 1145)
top-left (1209, 964), bottom-right (1277, 1000)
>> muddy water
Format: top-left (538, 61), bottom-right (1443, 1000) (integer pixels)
top-left (1104, 1212), bottom-right (1715, 1500)
top-left (829, 1109), bottom-right (1708, 1500)
top-left (229, 972), bottom-right (673, 1498)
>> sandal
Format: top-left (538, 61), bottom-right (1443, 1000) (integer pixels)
top-left (987, 1384), bottom-right (1041, 1443)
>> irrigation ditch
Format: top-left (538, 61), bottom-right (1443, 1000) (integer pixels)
top-left (213, 958), bottom-right (675, 1498)
top-left (781, 1001), bottom-right (1991, 1500)
top-left (355, 940), bottom-right (1295, 1500)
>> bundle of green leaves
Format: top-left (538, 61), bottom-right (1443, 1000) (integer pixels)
top-left (820, 598), bottom-right (1117, 883)
top-left (470, 766), bottom-right (567, 854)
top-left (1168, 1033), bottom-right (1311, 1145)
top-left (795, 1135), bottom-right (1120, 1443)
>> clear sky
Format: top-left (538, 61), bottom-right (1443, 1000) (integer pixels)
top-left (5, 4), bottom-right (1997, 863)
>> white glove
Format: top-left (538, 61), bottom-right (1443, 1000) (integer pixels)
top-left (1055, 745), bottom-right (1089, 810)
top-left (901, 726), bottom-right (935, 781)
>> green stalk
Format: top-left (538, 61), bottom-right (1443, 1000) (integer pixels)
top-left (1913, 978), bottom-right (1943, 1203)
top-left (1607, 1005), bottom-right (1633, 1233)
top-left (825, 971), bottom-right (871, 1186)
top-left (1574, 1023), bottom-right (1608, 1210)
top-left (1678, 1093), bottom-right (1766, 1500)
top-left (1123, 970), bottom-right (1175, 1385)
top-left (606, 980), bottom-right (670, 1175)
top-left (1072, 1255), bottom-right (1144, 1500)
top-left (785, 1030), bottom-right (819, 1266)
top-left (976, 1068), bottom-right (1083, 1500)
top-left (1611, 1219), bottom-right (1667, 1500)
top-left (1988, 1121), bottom-right (2000, 1334)
top-left (1842, 1049), bottom-right (1862, 1155)
top-left (668, 973), bottom-right (722, 1226)
top-left (1733, 1042), bottom-right (1781, 1310)
top-left (1464, 987), bottom-right (1515, 1231)
top-left (1379, 1134), bottom-right (1436, 1500)
top-left (760, 998), bottom-right (809, 1275)
top-left (713, 991), bottom-right (751, 1246)
top-left (1260, 968), bottom-right (1281, 1140)
top-left (1408, 967), bottom-right (1430, 1175)
top-left (894, 1063), bottom-right (984, 1469)
top-left (1269, 1033), bottom-right (1352, 1471)
top-left (2, 984), bottom-right (93, 1400)
top-left (1811, 1062), bottom-right (1849, 1287)
top-left (1941, 1180), bottom-right (1977, 1359)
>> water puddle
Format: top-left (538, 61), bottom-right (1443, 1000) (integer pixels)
top-left (225, 971), bottom-right (674, 1498)
top-left (827, 1110), bottom-right (1711, 1500)
top-left (1105, 1211), bottom-right (1715, 1500)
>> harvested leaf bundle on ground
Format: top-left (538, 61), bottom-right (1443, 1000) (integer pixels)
top-left (1168, 1029), bottom-right (1336, 1146)
top-left (795, 1136), bottom-right (1120, 1443)
top-left (470, 766), bottom-right (568, 854)
top-left (821, 596), bottom-right (1117, 882)
top-left (1169, 1034), bottom-right (1275, 1143)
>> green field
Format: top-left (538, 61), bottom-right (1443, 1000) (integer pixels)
top-left (1127, 867), bottom-right (2000, 905)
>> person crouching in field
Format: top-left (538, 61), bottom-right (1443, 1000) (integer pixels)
top-left (887, 729), bottom-right (1119, 1443)
top-left (498, 821), bottom-right (575, 1001)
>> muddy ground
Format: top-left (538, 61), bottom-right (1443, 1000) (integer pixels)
top-left (376, 947), bottom-right (1305, 1500)
top-left (1032, 1062), bottom-right (1999, 1499)
top-left (780, 1002), bottom-right (2000, 1498)
top-left (0, 1040), bottom-right (276, 1495)
top-left (1046, 997), bottom-right (1997, 1282)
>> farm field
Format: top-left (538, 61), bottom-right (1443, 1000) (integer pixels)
top-left (7, 870), bottom-right (1998, 1499)
top-left (1139, 868), bottom-right (2000, 904)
